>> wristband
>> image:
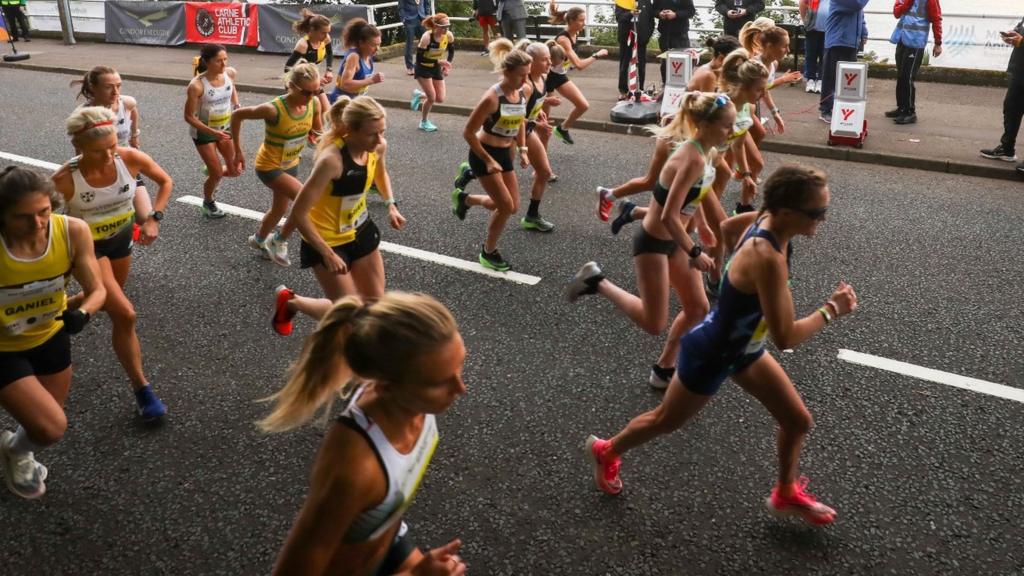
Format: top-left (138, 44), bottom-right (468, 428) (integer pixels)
top-left (817, 307), bottom-right (832, 324)
top-left (826, 299), bottom-right (839, 316)
top-left (770, 107), bottom-right (781, 115)
top-left (741, 171), bottom-right (753, 178)
top-left (519, 146), bottom-right (528, 153)
top-left (132, 129), bottom-right (141, 137)
top-left (60, 309), bottom-right (91, 335)
top-left (688, 245), bottom-right (703, 259)
top-left (383, 198), bottom-right (397, 207)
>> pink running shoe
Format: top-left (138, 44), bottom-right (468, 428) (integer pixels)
top-left (766, 476), bottom-right (836, 525)
top-left (272, 285), bottom-right (296, 336)
top-left (585, 435), bottom-right (622, 495)
top-left (596, 187), bottom-right (614, 221)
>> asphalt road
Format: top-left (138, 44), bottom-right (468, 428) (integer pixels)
top-left (0, 68), bottom-right (1022, 575)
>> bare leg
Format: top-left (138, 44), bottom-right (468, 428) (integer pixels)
top-left (596, 252), bottom-right (670, 335)
top-left (258, 173), bottom-right (301, 240)
top-left (0, 372), bottom-right (70, 448)
top-left (195, 143), bottom-right (224, 202)
top-left (105, 257), bottom-right (147, 390)
top-left (556, 81), bottom-right (589, 130)
top-left (417, 77), bottom-right (436, 123)
top-left (655, 252), bottom-right (710, 368)
top-left (608, 375), bottom-right (714, 455)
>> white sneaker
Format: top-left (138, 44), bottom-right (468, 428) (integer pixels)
top-left (247, 234), bottom-right (270, 260)
top-left (265, 233), bottom-right (291, 267)
top-left (814, 79), bottom-right (822, 94)
top-left (805, 80), bottom-right (813, 93)
top-left (1, 431), bottom-right (47, 499)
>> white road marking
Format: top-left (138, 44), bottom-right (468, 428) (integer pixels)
top-left (0, 151), bottom-right (60, 171)
top-left (175, 196), bottom-right (543, 285)
top-left (837, 349), bottom-right (1024, 404)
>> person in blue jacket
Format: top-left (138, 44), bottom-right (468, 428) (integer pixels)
top-left (398, 0), bottom-right (429, 75)
top-left (818, 0), bottom-right (868, 123)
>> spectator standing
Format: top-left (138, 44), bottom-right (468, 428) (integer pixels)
top-left (499, 0), bottom-right (528, 41)
top-left (474, 0), bottom-right (501, 55)
top-left (800, 0), bottom-right (829, 93)
top-left (715, 0), bottom-right (764, 38)
top-left (886, 0), bottom-right (942, 125)
top-left (653, 0), bottom-right (696, 86)
top-left (1, 0), bottom-right (30, 42)
top-left (614, 0), bottom-right (656, 98)
top-left (818, 0), bottom-right (868, 123)
top-left (398, 0), bottom-right (429, 75)
top-left (980, 16), bottom-right (1024, 177)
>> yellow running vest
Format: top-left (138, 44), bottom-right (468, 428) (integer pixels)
top-left (0, 215), bottom-right (72, 352)
top-left (304, 137), bottom-right (378, 247)
top-left (254, 96), bottom-right (317, 172)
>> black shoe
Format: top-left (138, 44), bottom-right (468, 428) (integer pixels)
top-left (894, 113), bottom-right (917, 125)
top-left (980, 144), bottom-right (1019, 162)
top-left (1016, 163), bottom-right (1024, 178)
top-left (884, 108), bottom-right (903, 118)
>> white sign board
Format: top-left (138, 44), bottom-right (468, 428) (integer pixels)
top-left (660, 86), bottom-right (688, 118)
top-left (665, 51), bottom-right (693, 88)
top-left (830, 100), bottom-right (866, 138)
top-left (836, 61), bottom-right (868, 101)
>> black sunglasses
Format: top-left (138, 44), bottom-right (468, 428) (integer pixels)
top-left (291, 83), bottom-right (323, 98)
top-left (792, 205), bottom-right (828, 221)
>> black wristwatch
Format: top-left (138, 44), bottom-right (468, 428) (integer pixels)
top-left (149, 210), bottom-right (164, 222)
top-left (688, 245), bottom-right (703, 259)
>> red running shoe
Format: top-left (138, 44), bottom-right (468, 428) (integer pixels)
top-left (272, 285), bottom-right (296, 336)
top-left (585, 435), bottom-right (622, 495)
top-left (766, 476), bottom-right (836, 525)
top-left (596, 187), bottom-right (614, 221)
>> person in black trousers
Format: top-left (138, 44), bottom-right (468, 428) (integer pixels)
top-left (1, 0), bottom-right (31, 42)
top-left (980, 16), bottom-right (1024, 177)
top-left (715, 0), bottom-right (764, 38)
top-left (615, 0), bottom-right (655, 99)
top-left (654, 0), bottom-right (695, 86)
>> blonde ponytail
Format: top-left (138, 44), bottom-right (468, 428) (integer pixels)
top-left (259, 292), bottom-right (459, 433)
top-left (318, 95), bottom-right (387, 153)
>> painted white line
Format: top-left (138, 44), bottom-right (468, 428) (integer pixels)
top-left (0, 151), bottom-right (60, 171)
top-left (837, 349), bottom-right (1024, 404)
top-left (175, 196), bottom-right (543, 286)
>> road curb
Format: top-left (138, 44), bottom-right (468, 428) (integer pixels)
top-left (5, 60), bottom-right (1020, 184)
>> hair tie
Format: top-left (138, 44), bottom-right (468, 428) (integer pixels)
top-left (73, 120), bottom-right (114, 136)
top-left (351, 303), bottom-right (372, 322)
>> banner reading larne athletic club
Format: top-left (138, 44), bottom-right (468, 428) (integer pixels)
top-left (185, 2), bottom-right (258, 46)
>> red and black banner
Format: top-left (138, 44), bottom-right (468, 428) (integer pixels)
top-left (185, 2), bottom-right (259, 47)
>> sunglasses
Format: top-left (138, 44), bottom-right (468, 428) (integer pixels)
top-left (292, 84), bottom-right (324, 98)
top-left (792, 205), bottom-right (828, 221)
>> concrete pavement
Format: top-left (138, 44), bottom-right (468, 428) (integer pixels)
top-left (2, 37), bottom-right (1022, 182)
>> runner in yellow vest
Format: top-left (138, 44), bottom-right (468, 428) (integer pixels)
top-left (231, 61), bottom-right (323, 267)
top-left (0, 166), bottom-right (105, 499)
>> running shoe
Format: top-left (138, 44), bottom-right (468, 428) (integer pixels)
top-left (565, 261), bottom-right (603, 303)
top-left (1017, 163), bottom-right (1024, 177)
top-left (419, 120), bottom-right (438, 132)
top-left (479, 248), bottom-right (511, 272)
top-left (265, 233), bottom-right (291, 267)
top-left (596, 186), bottom-right (615, 221)
top-left (451, 189), bottom-right (469, 221)
top-left (884, 108), bottom-right (903, 118)
top-left (548, 174), bottom-right (560, 183)
top-left (819, 113), bottom-right (832, 124)
top-left (273, 285), bottom-right (297, 336)
top-left (201, 164), bottom-right (209, 176)
top-left (805, 80), bottom-right (814, 94)
top-left (247, 234), bottom-right (270, 260)
top-left (648, 365), bottom-right (674, 390)
top-left (704, 273), bottom-right (721, 301)
top-left (201, 200), bottom-right (226, 219)
top-left (894, 113), bottom-right (917, 125)
top-left (554, 125), bottom-right (574, 145)
top-left (411, 88), bottom-right (425, 111)
top-left (584, 435), bottom-right (622, 495)
top-left (521, 215), bottom-right (554, 232)
top-left (765, 476), bottom-right (837, 526)
top-left (453, 161), bottom-right (475, 192)
top-left (813, 80), bottom-right (822, 93)
top-left (610, 201), bottom-right (636, 236)
top-left (0, 431), bottom-right (47, 500)
top-left (980, 144), bottom-right (1018, 162)
top-left (135, 385), bottom-right (167, 422)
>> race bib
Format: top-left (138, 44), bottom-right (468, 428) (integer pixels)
top-left (282, 136), bottom-right (307, 165)
top-left (86, 209), bottom-right (135, 240)
top-left (491, 102), bottom-right (526, 138)
top-left (0, 278), bottom-right (66, 336)
top-left (338, 194), bottom-right (368, 235)
top-left (744, 318), bottom-right (769, 355)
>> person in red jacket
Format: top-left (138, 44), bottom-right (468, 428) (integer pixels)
top-left (887, 0), bottom-right (942, 125)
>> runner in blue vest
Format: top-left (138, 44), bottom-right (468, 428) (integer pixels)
top-left (886, 0), bottom-right (942, 125)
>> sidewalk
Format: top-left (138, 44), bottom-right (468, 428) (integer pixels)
top-left (3, 38), bottom-right (1021, 182)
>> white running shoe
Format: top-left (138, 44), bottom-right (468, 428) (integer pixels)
top-left (805, 80), bottom-right (814, 93)
top-left (0, 431), bottom-right (47, 500)
top-left (265, 233), bottom-right (291, 267)
top-left (814, 79), bottom-right (822, 93)
top-left (247, 234), bottom-right (270, 260)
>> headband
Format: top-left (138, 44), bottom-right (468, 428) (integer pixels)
top-left (73, 120), bottom-right (114, 135)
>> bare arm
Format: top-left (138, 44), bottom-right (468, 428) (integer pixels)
top-left (658, 152), bottom-right (704, 255)
top-left (339, 52), bottom-right (377, 94)
top-left (754, 250), bottom-right (828, 350)
top-left (281, 147), bottom-right (342, 266)
top-left (230, 102), bottom-right (278, 170)
top-left (227, 68), bottom-right (240, 109)
top-left (124, 95), bottom-right (141, 149)
top-left (184, 79), bottom-right (222, 138)
top-left (560, 37), bottom-right (604, 71)
top-left (67, 217), bottom-right (106, 316)
top-left (122, 148), bottom-right (172, 213)
top-left (462, 91), bottom-right (502, 173)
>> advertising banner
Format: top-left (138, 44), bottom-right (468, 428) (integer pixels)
top-left (185, 2), bottom-right (259, 47)
top-left (105, 1), bottom-right (186, 46)
top-left (256, 3), bottom-right (373, 54)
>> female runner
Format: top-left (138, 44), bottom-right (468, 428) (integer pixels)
top-left (53, 106), bottom-right (173, 421)
top-left (0, 166), bottom-right (105, 499)
top-left (232, 61), bottom-right (323, 266)
top-left (185, 44), bottom-right (240, 218)
top-left (585, 164), bottom-right (857, 527)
